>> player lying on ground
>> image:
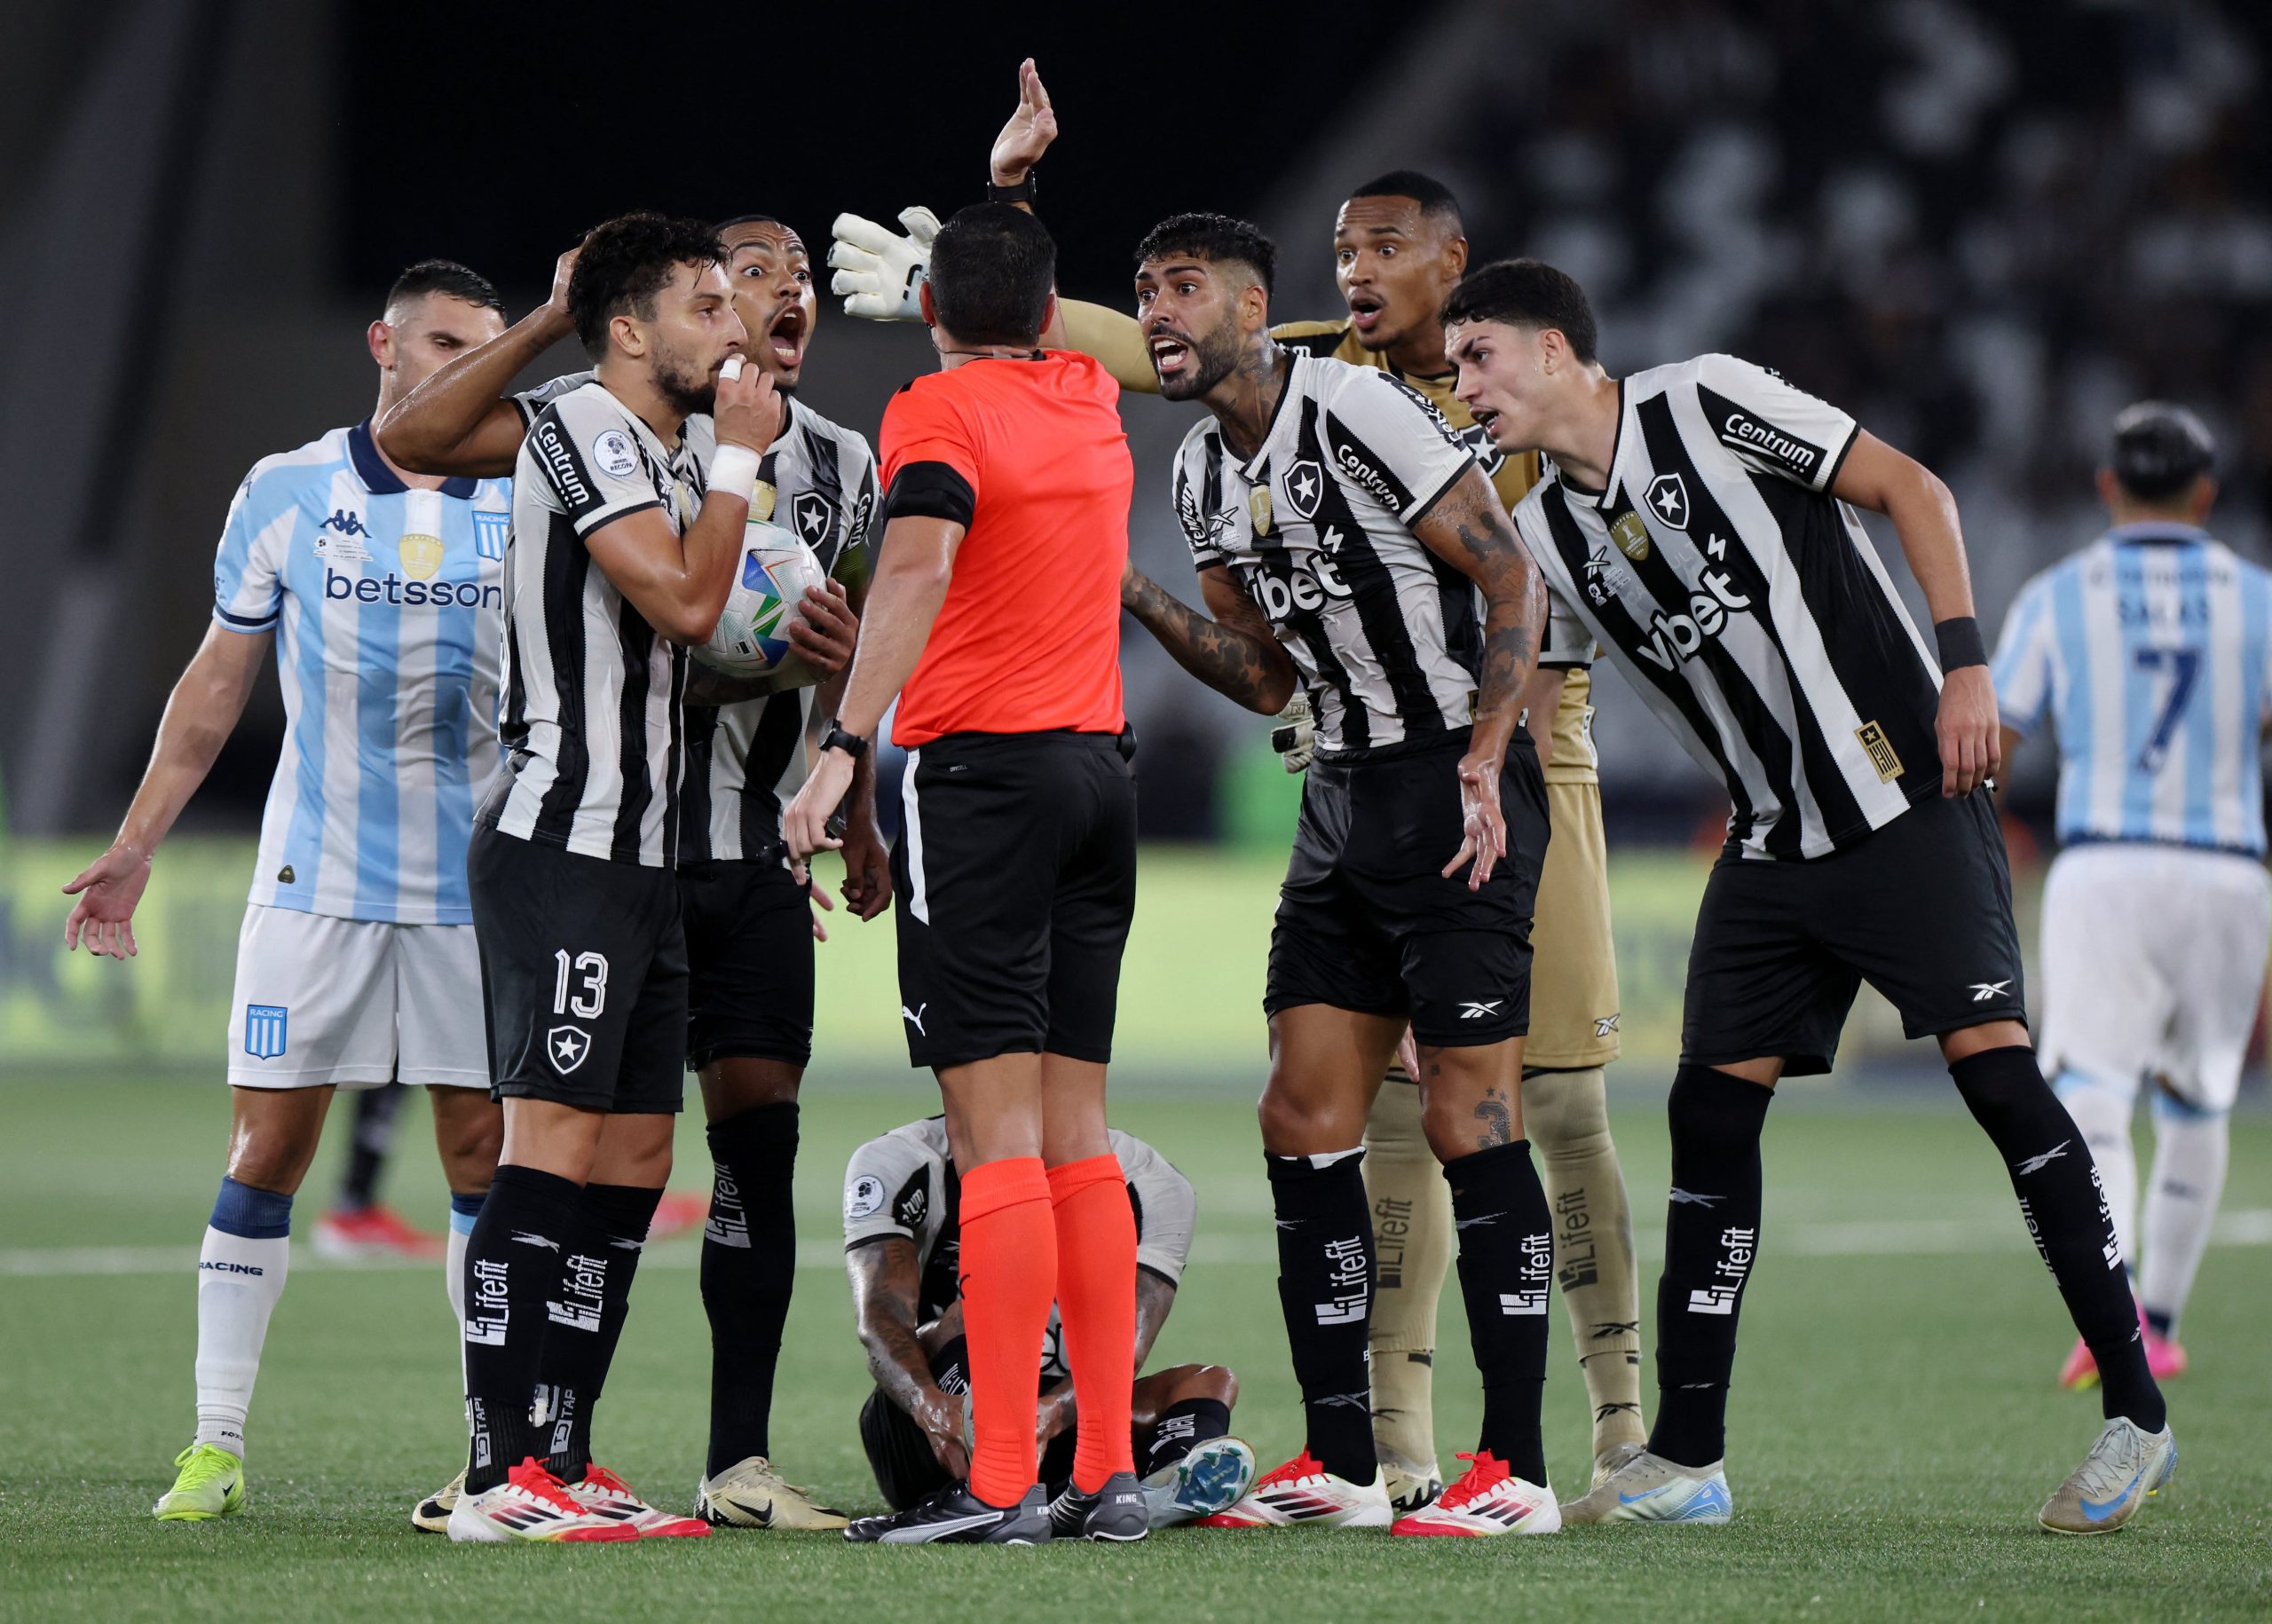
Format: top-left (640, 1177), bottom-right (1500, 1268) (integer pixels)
top-left (843, 1116), bottom-right (1258, 1528)
top-left (443, 214), bottom-right (784, 1544)
top-left (1992, 401), bottom-right (2271, 1392)
top-left (1093, 206), bottom-right (1566, 1538)
top-left (381, 215), bottom-right (874, 1533)
top-left (881, 60), bottom-right (1646, 1506)
top-left (64, 261), bottom-right (512, 1525)
top-left (1447, 257), bottom-right (2174, 1534)
top-left (785, 205), bottom-right (1145, 1546)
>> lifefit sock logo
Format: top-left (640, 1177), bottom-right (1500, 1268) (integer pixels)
top-left (465, 1257), bottom-right (510, 1346)
top-left (1314, 1234), bottom-right (1371, 1326)
top-left (1155, 1414), bottom-right (1197, 1449)
top-left (545, 1253), bottom-right (608, 1333)
top-left (2016, 1195), bottom-right (2055, 1273)
top-left (706, 1174), bottom-right (750, 1250)
top-left (1498, 1232), bottom-right (1554, 1315)
top-left (2012, 1140), bottom-right (2071, 1177)
top-left (1374, 1195), bottom-right (1413, 1289)
top-left (1686, 1225), bottom-right (1756, 1316)
top-left (1667, 1187), bottom-right (1722, 1207)
top-left (1556, 1186), bottom-right (1600, 1290)
top-left (2093, 1166), bottom-right (2122, 1269)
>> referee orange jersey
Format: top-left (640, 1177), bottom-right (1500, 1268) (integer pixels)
top-left (878, 351), bottom-right (1131, 748)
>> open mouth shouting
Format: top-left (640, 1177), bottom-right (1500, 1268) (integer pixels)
top-left (763, 303), bottom-right (809, 372)
top-left (1148, 327), bottom-right (1194, 383)
top-left (1347, 291), bottom-right (1386, 335)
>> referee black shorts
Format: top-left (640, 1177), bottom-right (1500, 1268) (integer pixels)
top-left (468, 824), bottom-right (687, 1114)
top-left (1266, 730), bottom-right (1549, 1048)
top-left (1681, 790), bottom-right (2029, 1076)
top-left (680, 857), bottom-right (814, 1072)
top-left (890, 729), bottom-right (1137, 1072)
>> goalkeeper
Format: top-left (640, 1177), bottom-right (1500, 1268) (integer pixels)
top-left (830, 61), bottom-right (1644, 1510)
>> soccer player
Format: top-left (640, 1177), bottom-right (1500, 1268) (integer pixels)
top-left (843, 1116), bottom-right (1258, 1528)
top-left (379, 215), bottom-right (872, 1531)
top-left (443, 213), bottom-right (779, 1543)
top-left (830, 63), bottom-right (1643, 1506)
top-left (783, 203), bottom-right (1141, 1546)
top-left (1992, 402), bottom-right (2271, 1389)
top-left (60, 260), bottom-right (513, 1522)
top-left (1443, 258), bottom-right (2175, 1534)
top-left (1102, 211), bottom-right (1562, 1538)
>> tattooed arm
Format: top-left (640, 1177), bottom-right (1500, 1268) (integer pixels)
top-left (1409, 465), bottom-right (1548, 888)
top-left (1121, 561), bottom-right (1298, 714)
top-left (847, 1237), bottom-right (969, 1477)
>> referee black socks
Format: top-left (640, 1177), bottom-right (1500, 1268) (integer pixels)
top-left (1443, 1139), bottom-right (1554, 1486)
top-left (1951, 1046), bottom-right (2166, 1433)
top-left (540, 1181), bottom-right (662, 1483)
top-left (1266, 1149), bottom-right (1378, 1485)
top-left (461, 1163), bottom-right (581, 1494)
top-left (1650, 1065), bottom-right (1772, 1470)
top-left (701, 1102), bottom-right (801, 1478)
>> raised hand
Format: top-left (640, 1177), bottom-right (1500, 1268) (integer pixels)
top-left (990, 58), bottom-right (1057, 185)
top-left (828, 208), bottom-right (942, 322)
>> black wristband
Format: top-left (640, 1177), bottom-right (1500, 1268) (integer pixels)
top-left (820, 721), bottom-right (870, 761)
top-left (985, 171), bottom-right (1037, 205)
top-left (1935, 615), bottom-right (1988, 672)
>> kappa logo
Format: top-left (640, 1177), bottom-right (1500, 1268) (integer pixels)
top-left (1283, 458), bottom-right (1326, 521)
top-left (1645, 472), bottom-right (1692, 531)
top-left (900, 1003), bottom-right (927, 1036)
top-left (1970, 979), bottom-right (2013, 1002)
top-left (322, 508), bottom-right (368, 538)
top-left (2013, 1140), bottom-right (2071, 1178)
top-left (1457, 999), bottom-right (1503, 1021)
top-left (791, 490), bottom-right (835, 545)
top-left (547, 1024), bottom-right (592, 1075)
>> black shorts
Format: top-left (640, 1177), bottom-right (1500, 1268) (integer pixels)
top-left (1682, 791), bottom-right (2029, 1076)
top-left (891, 730), bottom-right (1137, 1071)
top-left (857, 1336), bottom-right (1079, 1510)
top-left (680, 858), bottom-right (814, 1071)
top-left (1267, 732), bottom-right (1548, 1047)
top-left (468, 824), bottom-right (687, 1114)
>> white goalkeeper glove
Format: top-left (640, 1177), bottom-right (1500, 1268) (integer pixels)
top-left (1271, 691), bottom-right (1315, 774)
top-left (828, 206), bottom-right (942, 321)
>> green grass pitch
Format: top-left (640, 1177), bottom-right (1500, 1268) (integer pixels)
top-left (2, 1069), bottom-right (2268, 1621)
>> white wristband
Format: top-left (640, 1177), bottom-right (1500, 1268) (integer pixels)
top-left (708, 443), bottom-right (761, 509)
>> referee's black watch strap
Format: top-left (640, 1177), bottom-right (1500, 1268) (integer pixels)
top-left (820, 721), bottom-right (870, 761)
top-left (1934, 615), bottom-right (1989, 672)
top-left (985, 170), bottom-right (1037, 205)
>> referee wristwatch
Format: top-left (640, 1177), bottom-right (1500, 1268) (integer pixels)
top-left (985, 169), bottom-right (1037, 205)
top-left (819, 721), bottom-right (870, 761)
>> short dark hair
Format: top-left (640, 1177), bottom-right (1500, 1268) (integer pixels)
top-left (384, 259), bottom-right (501, 316)
top-left (2109, 401), bottom-right (2215, 502)
top-left (712, 212), bottom-right (782, 236)
top-left (1346, 169), bottom-right (1463, 229)
top-left (927, 203), bottom-right (1057, 347)
top-left (1440, 258), bottom-right (1598, 365)
top-left (1132, 212), bottom-right (1277, 296)
top-left (567, 212), bottom-right (725, 359)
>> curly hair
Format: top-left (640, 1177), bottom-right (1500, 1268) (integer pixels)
top-left (567, 212), bottom-right (725, 359)
top-left (1132, 213), bottom-right (1278, 296)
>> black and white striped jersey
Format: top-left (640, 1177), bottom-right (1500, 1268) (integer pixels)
top-left (486, 380), bottom-right (712, 867)
top-left (1511, 353), bottom-right (1944, 861)
top-left (517, 382), bottom-right (879, 866)
top-left (1171, 351), bottom-right (1483, 755)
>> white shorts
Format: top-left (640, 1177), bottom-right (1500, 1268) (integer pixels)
top-left (226, 904), bottom-right (488, 1091)
top-left (2039, 844), bottom-right (2272, 1115)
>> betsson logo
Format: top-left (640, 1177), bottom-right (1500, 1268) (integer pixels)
top-left (325, 571), bottom-right (501, 611)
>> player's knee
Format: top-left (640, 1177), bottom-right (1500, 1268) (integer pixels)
top-left (1258, 1083), bottom-right (1359, 1156)
top-left (1666, 1063), bottom-right (1773, 1156)
top-left (224, 1131), bottom-right (320, 1196)
top-left (1521, 1067), bottom-right (1612, 1160)
top-left (698, 1057), bottom-right (802, 1117)
top-left (1186, 1362), bottom-right (1239, 1407)
top-left (431, 1096), bottom-right (502, 1189)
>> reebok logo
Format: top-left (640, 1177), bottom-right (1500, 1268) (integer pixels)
top-left (1667, 1187), bottom-right (1721, 1207)
top-left (1458, 999), bottom-right (1503, 1020)
top-left (510, 1231), bottom-right (561, 1251)
top-left (1970, 980), bottom-right (2012, 1002)
top-left (2013, 1141), bottom-right (2070, 1177)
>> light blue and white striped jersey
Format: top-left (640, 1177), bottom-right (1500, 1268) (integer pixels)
top-left (211, 422), bottom-right (510, 922)
top-left (1992, 523), bottom-right (2272, 856)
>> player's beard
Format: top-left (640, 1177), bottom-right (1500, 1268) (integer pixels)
top-left (654, 343), bottom-right (721, 419)
top-left (1159, 311), bottom-right (1248, 402)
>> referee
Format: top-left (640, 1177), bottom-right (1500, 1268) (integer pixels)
top-left (1442, 258), bottom-right (2173, 1535)
top-left (785, 202), bottom-right (1142, 1546)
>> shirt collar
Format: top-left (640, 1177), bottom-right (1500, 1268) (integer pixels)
top-left (2105, 520), bottom-right (2210, 547)
top-left (349, 419), bottom-right (478, 501)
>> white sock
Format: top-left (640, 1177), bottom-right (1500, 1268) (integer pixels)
top-left (2055, 1073), bottom-right (2139, 1268)
top-left (446, 1208), bottom-right (473, 1386)
top-left (193, 1226), bottom-right (290, 1457)
top-left (2139, 1103), bottom-right (2229, 1336)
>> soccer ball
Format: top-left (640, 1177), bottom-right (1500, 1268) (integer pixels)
top-left (695, 518), bottom-right (824, 679)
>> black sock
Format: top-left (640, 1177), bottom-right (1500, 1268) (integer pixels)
top-left (1951, 1046), bottom-right (2166, 1433)
top-left (462, 1163), bottom-right (582, 1493)
top-left (540, 1181), bottom-right (663, 1482)
top-left (1142, 1397), bottom-right (1234, 1478)
top-left (1266, 1150), bottom-right (1377, 1484)
top-left (1445, 1139), bottom-right (1554, 1485)
top-left (699, 1102), bottom-right (801, 1477)
top-left (337, 1083), bottom-right (406, 1211)
top-left (1649, 1065), bottom-right (1771, 1470)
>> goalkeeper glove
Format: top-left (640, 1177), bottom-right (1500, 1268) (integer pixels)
top-left (828, 206), bottom-right (942, 321)
top-left (1270, 691), bottom-right (1315, 774)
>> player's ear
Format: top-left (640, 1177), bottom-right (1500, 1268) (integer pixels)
top-left (1243, 280), bottom-right (1270, 335)
top-left (610, 311), bottom-right (644, 360)
top-left (919, 280), bottom-right (938, 329)
top-left (367, 319), bottom-right (394, 371)
top-left (1445, 233), bottom-right (1469, 278)
top-left (1037, 290), bottom-right (1057, 345)
top-left (2189, 473), bottom-right (2218, 523)
top-left (2094, 467), bottom-right (2124, 513)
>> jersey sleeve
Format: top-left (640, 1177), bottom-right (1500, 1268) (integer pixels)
top-left (832, 434), bottom-right (880, 590)
top-left (1320, 367), bottom-right (1478, 526)
top-left (842, 1132), bottom-right (940, 1250)
top-left (1991, 573), bottom-right (2057, 738)
top-left (1059, 299), bottom-right (1158, 394)
top-left (513, 369), bottom-right (596, 430)
top-left (1114, 1133), bottom-right (1196, 1286)
top-left (1690, 353), bottom-right (1859, 493)
top-left (211, 461), bottom-right (291, 635)
top-left (528, 390), bottom-right (663, 536)
top-left (879, 383), bottom-right (981, 528)
top-left (1172, 427), bottom-right (1229, 571)
top-left (1511, 487), bottom-right (1594, 666)
top-left (1539, 584), bottom-right (1597, 669)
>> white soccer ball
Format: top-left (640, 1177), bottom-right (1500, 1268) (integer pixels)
top-left (694, 516), bottom-right (825, 680)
